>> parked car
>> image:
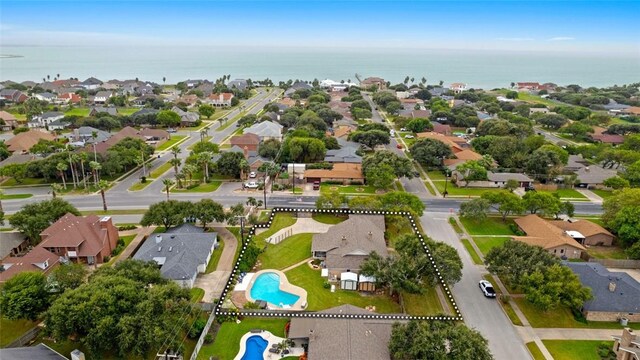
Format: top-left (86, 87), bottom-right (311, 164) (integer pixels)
top-left (524, 185), bottom-right (536, 192)
top-left (166, 128), bottom-right (177, 133)
top-left (390, 129), bottom-right (395, 136)
top-left (479, 280), bottom-right (496, 298)
top-left (400, 128), bottom-right (407, 131)
top-left (245, 181), bottom-right (259, 189)
top-left (404, 134), bottom-right (414, 139)
top-left (249, 171), bottom-right (257, 178)
top-left (396, 144), bottom-right (403, 149)
top-left (313, 181), bottom-right (320, 190)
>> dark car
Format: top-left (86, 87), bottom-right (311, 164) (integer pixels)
top-left (524, 185), bottom-right (536, 192)
top-left (313, 181), bottom-right (320, 190)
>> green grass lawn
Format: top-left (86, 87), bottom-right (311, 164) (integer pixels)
top-left (197, 318), bottom-right (288, 360)
top-left (205, 241), bottom-right (225, 274)
top-left (190, 287), bottom-right (205, 302)
top-left (433, 181), bottom-right (494, 197)
top-left (156, 135), bottom-right (188, 151)
top-left (401, 286), bottom-right (444, 315)
top-left (423, 181), bottom-right (436, 195)
top-left (173, 181), bottom-right (222, 193)
top-left (586, 245), bottom-right (629, 260)
top-left (540, 188), bottom-right (588, 200)
top-left (258, 233), bottom-right (312, 270)
top-left (107, 234), bottom-right (137, 264)
top-left (461, 238), bottom-right (483, 264)
top-left (473, 237), bottom-right (511, 256)
top-left (285, 264), bottom-right (402, 313)
top-left (187, 137), bottom-right (212, 150)
top-left (448, 217), bottom-right (463, 234)
top-left (129, 180), bottom-right (152, 191)
top-left (64, 107), bottom-right (90, 116)
top-left (0, 317), bottom-right (38, 347)
top-left (217, 112), bottom-right (244, 131)
top-left (80, 209), bottom-right (148, 215)
top-left (0, 193), bottom-right (33, 200)
top-left (514, 298), bottom-right (637, 329)
top-left (590, 189), bottom-right (614, 199)
top-left (543, 340), bottom-right (614, 360)
top-left (459, 216), bottom-right (516, 236)
top-left (426, 170), bottom-right (446, 180)
top-left (526, 342), bottom-right (546, 360)
top-left (311, 213), bottom-right (347, 224)
top-left (0, 177), bottom-right (48, 186)
top-left (149, 162), bottom-right (174, 178)
top-left (254, 213), bottom-right (296, 244)
top-left (320, 184), bottom-right (377, 195)
top-left (494, 89), bottom-right (559, 107)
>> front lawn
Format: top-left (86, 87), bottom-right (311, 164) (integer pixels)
top-left (540, 188), bottom-right (588, 200)
top-left (473, 237), bottom-right (511, 256)
top-left (0, 193), bottom-right (33, 200)
top-left (190, 288), bottom-right (205, 302)
top-left (461, 238), bottom-right (482, 264)
top-left (197, 318), bottom-right (288, 360)
top-left (156, 135), bottom-right (188, 151)
top-left (320, 184), bottom-right (377, 195)
top-left (0, 317), bottom-right (38, 347)
top-left (254, 213), bottom-right (296, 244)
top-left (258, 233), bottom-right (313, 270)
top-left (514, 298), bottom-right (637, 329)
top-left (80, 209), bottom-right (148, 215)
top-left (459, 216), bottom-right (516, 236)
top-left (285, 263), bottom-right (402, 313)
top-left (426, 170), bottom-right (446, 180)
top-left (526, 342), bottom-right (546, 360)
top-left (590, 189), bottom-right (614, 199)
top-left (401, 286), bottom-right (444, 315)
top-left (0, 177), bottom-right (48, 186)
top-left (64, 107), bottom-right (90, 116)
top-left (173, 181), bottom-right (222, 193)
top-left (542, 340), bottom-right (614, 360)
top-left (433, 181), bottom-right (494, 197)
top-left (312, 213), bottom-right (347, 225)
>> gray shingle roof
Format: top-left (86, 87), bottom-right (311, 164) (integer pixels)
top-left (487, 172), bottom-right (533, 182)
top-left (575, 166), bottom-right (617, 185)
top-left (324, 147), bottom-right (362, 163)
top-left (312, 215), bottom-right (387, 271)
top-left (244, 121), bottom-right (283, 138)
top-left (0, 232), bottom-right (26, 259)
top-left (90, 106), bottom-right (118, 116)
top-left (565, 262), bottom-right (640, 314)
top-left (133, 225), bottom-right (216, 282)
top-left (0, 343), bottom-right (68, 359)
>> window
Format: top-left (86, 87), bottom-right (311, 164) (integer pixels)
top-left (560, 249), bottom-right (564, 254)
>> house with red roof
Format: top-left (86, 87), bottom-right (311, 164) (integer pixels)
top-left (0, 247), bottom-right (60, 283)
top-left (207, 92), bottom-right (234, 107)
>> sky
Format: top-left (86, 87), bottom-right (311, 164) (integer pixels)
top-left (1, 1), bottom-right (639, 54)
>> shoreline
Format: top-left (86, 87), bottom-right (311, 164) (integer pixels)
top-left (0, 55), bottom-right (24, 59)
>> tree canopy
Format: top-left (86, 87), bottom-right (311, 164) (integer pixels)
top-left (10, 198), bottom-right (80, 244)
top-left (0, 272), bottom-right (51, 320)
top-left (410, 138), bottom-right (453, 167)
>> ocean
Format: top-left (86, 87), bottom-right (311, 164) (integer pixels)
top-left (1, 46), bottom-right (638, 88)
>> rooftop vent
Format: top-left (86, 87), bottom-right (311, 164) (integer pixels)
top-left (169, 246), bottom-right (173, 252)
top-left (609, 281), bottom-right (617, 292)
top-left (158, 246), bottom-right (162, 252)
top-left (155, 235), bottom-right (162, 243)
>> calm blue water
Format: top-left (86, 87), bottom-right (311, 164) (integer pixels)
top-left (250, 272), bottom-right (299, 307)
top-left (1, 46), bottom-right (638, 88)
top-left (240, 335), bottom-right (268, 360)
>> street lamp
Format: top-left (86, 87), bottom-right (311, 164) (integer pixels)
top-left (442, 157), bottom-right (449, 198)
top-left (263, 174), bottom-right (268, 209)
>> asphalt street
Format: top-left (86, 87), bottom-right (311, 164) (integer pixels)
top-left (421, 212), bottom-right (532, 360)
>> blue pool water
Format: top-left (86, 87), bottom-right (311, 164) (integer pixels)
top-left (240, 335), bottom-right (268, 360)
top-left (250, 272), bottom-right (300, 307)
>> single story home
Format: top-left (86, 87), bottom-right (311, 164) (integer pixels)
top-left (5, 129), bottom-right (55, 153)
top-left (550, 219), bottom-right (615, 246)
top-left (89, 106), bottom-right (119, 117)
top-left (566, 262), bottom-right (640, 322)
top-left (512, 214), bottom-right (586, 259)
top-left (575, 165), bottom-right (618, 188)
top-left (244, 121), bottom-right (284, 142)
top-left (133, 223), bottom-right (217, 288)
top-left (304, 163), bottom-right (364, 185)
top-left (288, 305), bottom-right (397, 360)
top-left (227, 79), bottom-right (248, 90)
top-left (324, 146), bottom-right (362, 164)
top-left (0, 110), bottom-right (19, 130)
top-left (0, 343), bottom-right (69, 359)
top-left (451, 171), bottom-right (533, 188)
top-left (171, 106), bottom-right (200, 126)
top-left (312, 215), bottom-right (386, 280)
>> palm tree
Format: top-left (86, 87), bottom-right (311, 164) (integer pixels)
top-left (56, 73), bottom-right (60, 79)
top-left (162, 179), bottom-right (174, 200)
top-left (421, 77), bottom-right (427, 85)
top-left (98, 180), bottom-right (109, 211)
top-left (89, 161), bottom-right (101, 184)
top-left (197, 152), bottom-right (212, 182)
top-left (410, 77), bottom-right (415, 84)
top-left (91, 131), bottom-right (98, 161)
top-left (47, 74), bottom-right (50, 81)
top-left (79, 152), bottom-right (88, 189)
top-left (170, 158), bottom-right (182, 187)
top-left (218, 118), bottom-right (224, 126)
top-left (239, 159), bottom-right (249, 180)
top-left (56, 162), bottom-right (68, 189)
top-left (181, 164), bottom-right (197, 186)
top-left (163, 76), bottom-right (166, 84)
top-left (51, 183), bottom-right (63, 199)
top-left (171, 146), bottom-right (181, 160)
top-left (200, 128), bottom-right (209, 142)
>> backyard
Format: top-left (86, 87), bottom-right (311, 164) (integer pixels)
top-left (197, 318), bottom-right (288, 360)
top-left (401, 286), bottom-right (445, 315)
top-left (311, 213), bottom-right (347, 224)
top-left (254, 213), bottom-right (296, 244)
top-left (258, 233), bottom-right (313, 270)
top-left (0, 317), bottom-right (37, 347)
top-left (284, 263), bottom-right (402, 313)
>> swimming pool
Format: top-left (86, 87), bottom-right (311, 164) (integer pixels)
top-left (250, 272), bottom-right (300, 307)
top-left (240, 335), bottom-right (268, 360)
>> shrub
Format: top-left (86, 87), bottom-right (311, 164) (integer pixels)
top-left (117, 224), bottom-right (137, 231)
top-left (500, 294), bottom-right (510, 304)
top-left (244, 301), bottom-right (262, 309)
top-left (204, 334), bottom-right (214, 344)
top-left (188, 318), bottom-right (207, 338)
top-left (140, 176), bottom-right (147, 183)
top-left (322, 281), bottom-right (331, 289)
top-left (508, 223), bottom-right (525, 236)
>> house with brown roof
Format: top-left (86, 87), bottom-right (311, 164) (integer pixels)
top-left (0, 246), bottom-right (60, 283)
top-left (230, 133), bottom-right (260, 152)
top-left (411, 109), bottom-right (431, 119)
top-left (58, 92), bottom-right (82, 104)
top-left (512, 214), bottom-right (586, 259)
top-left (312, 215), bottom-right (387, 279)
top-left (360, 77), bottom-right (386, 90)
top-left (304, 163), bottom-right (364, 185)
top-left (90, 126), bottom-right (169, 155)
top-left (288, 305), bottom-right (397, 360)
top-left (621, 106), bottom-right (640, 116)
top-left (432, 122), bottom-right (452, 135)
top-left (5, 129), bottom-right (55, 153)
top-left (450, 82), bottom-right (467, 94)
top-left (39, 214), bottom-right (119, 265)
top-left (0, 110), bottom-right (19, 130)
top-left (333, 125), bottom-right (354, 139)
top-left (416, 131), bottom-right (470, 152)
top-left (550, 219), bottom-right (615, 246)
top-left (444, 149), bottom-right (484, 169)
top-left (591, 133), bottom-right (625, 145)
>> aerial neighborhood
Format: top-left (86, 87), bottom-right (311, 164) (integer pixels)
top-left (1, 73), bottom-right (639, 360)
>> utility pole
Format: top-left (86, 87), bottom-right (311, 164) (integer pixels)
top-left (263, 175), bottom-right (268, 209)
top-left (141, 148), bottom-right (147, 177)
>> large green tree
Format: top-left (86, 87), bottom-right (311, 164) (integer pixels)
top-left (410, 138), bottom-right (453, 167)
top-left (362, 150), bottom-right (414, 179)
top-left (216, 151), bottom-right (245, 178)
top-left (140, 200), bottom-right (190, 229)
top-left (521, 263), bottom-right (592, 311)
top-left (484, 240), bottom-right (558, 288)
top-left (365, 163), bottom-right (395, 189)
top-left (192, 199), bottom-right (226, 230)
top-left (481, 191), bottom-right (524, 222)
top-left (389, 320), bottom-right (493, 360)
top-left (380, 191), bottom-right (425, 216)
top-left (0, 272), bottom-right (51, 320)
top-left (10, 198), bottom-right (80, 244)
top-left (156, 110), bottom-right (181, 128)
top-left (459, 198), bottom-right (491, 222)
top-left (49, 263), bottom-right (88, 293)
top-left (44, 260), bottom-right (193, 357)
top-left (349, 129), bottom-right (390, 149)
top-left (602, 188), bottom-right (640, 247)
top-left (455, 160), bottom-right (488, 187)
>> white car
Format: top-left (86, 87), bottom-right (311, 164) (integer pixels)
top-left (400, 128), bottom-right (407, 131)
top-left (479, 280), bottom-right (496, 298)
top-left (249, 171), bottom-right (257, 178)
top-left (244, 181), bottom-right (259, 189)
top-left (404, 134), bottom-right (414, 139)
top-left (390, 129), bottom-right (395, 136)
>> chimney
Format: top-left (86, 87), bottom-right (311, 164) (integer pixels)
top-left (155, 235), bottom-right (162, 244)
top-left (243, 146), bottom-right (249, 159)
top-left (99, 216), bottom-right (112, 229)
top-left (608, 281), bottom-right (616, 292)
top-left (585, 166), bottom-right (590, 172)
top-left (620, 328), bottom-right (636, 347)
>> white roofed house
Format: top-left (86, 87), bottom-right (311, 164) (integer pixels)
top-left (34, 92), bottom-right (57, 103)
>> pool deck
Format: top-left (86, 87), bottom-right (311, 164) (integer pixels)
top-left (233, 330), bottom-right (305, 360)
top-left (244, 269), bottom-right (308, 311)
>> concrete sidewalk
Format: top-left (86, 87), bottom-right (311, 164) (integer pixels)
top-left (534, 328), bottom-right (620, 340)
top-left (576, 189), bottom-right (604, 204)
top-left (194, 227), bottom-right (238, 302)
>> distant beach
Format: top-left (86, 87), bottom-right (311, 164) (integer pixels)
top-left (1, 46), bottom-right (638, 88)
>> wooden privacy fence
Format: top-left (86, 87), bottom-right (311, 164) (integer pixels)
top-left (588, 258), bottom-right (640, 269)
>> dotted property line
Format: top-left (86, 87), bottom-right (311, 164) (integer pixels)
top-left (214, 208), bottom-right (463, 322)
